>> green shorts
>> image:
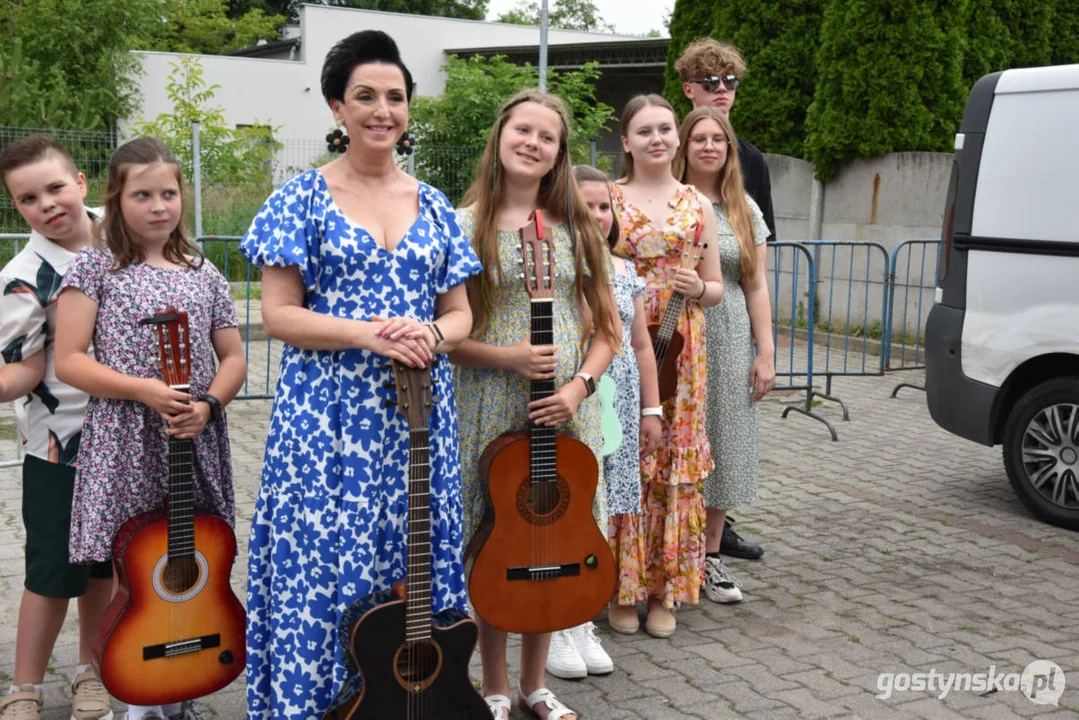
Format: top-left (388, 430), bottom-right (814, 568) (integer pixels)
top-left (23, 455), bottom-right (112, 598)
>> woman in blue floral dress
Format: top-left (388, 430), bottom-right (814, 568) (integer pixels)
top-left (240, 31), bottom-right (481, 719)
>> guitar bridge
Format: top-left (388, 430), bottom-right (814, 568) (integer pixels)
top-left (506, 563), bottom-right (580, 581)
top-left (143, 633), bottom-right (220, 660)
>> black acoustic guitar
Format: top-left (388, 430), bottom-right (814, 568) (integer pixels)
top-left (333, 362), bottom-right (488, 720)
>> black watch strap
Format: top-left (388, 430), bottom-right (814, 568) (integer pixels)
top-left (199, 393), bottom-right (221, 421)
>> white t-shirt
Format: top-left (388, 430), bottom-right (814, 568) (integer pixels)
top-left (0, 209), bottom-right (100, 465)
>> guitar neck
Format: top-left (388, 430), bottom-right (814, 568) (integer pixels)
top-left (405, 427), bottom-right (433, 642)
top-left (657, 292), bottom-right (686, 343)
top-left (167, 435), bottom-right (196, 560)
top-left (528, 299), bottom-right (556, 485)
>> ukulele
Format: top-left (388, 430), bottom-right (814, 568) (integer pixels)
top-left (648, 218), bottom-right (706, 401)
top-left (333, 362), bottom-right (488, 720)
top-left (467, 210), bottom-right (616, 635)
top-left (93, 309), bottom-right (245, 706)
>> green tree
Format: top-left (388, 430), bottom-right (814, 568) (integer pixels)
top-left (709, 0), bottom-right (823, 158)
top-left (408, 54), bottom-right (614, 201)
top-left (804, 0), bottom-right (969, 181)
top-left (662, 0), bottom-right (718, 119)
top-left (0, 0), bottom-right (158, 129)
top-left (129, 57), bottom-right (282, 187)
top-left (496, 0), bottom-right (614, 32)
top-left (145, 0), bottom-right (285, 55)
top-left (1052, 0), bottom-right (1079, 64)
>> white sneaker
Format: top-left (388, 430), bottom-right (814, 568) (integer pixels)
top-left (545, 629), bottom-right (587, 679)
top-left (569, 622), bottom-right (614, 675)
top-left (705, 555), bottom-right (744, 603)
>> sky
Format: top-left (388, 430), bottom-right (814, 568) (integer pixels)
top-left (485, 0), bottom-right (674, 37)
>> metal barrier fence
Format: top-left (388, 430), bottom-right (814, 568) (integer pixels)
top-left (769, 242), bottom-right (838, 441)
top-left (885, 239), bottom-right (941, 397)
top-left (798, 240), bottom-right (891, 424)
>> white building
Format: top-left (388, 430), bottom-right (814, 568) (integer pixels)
top-left (128, 3), bottom-right (661, 168)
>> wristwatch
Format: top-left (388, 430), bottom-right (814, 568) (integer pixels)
top-left (198, 393), bottom-right (222, 421)
top-left (575, 372), bottom-right (596, 397)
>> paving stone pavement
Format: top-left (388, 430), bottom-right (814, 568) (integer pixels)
top-left (0, 343), bottom-right (1077, 719)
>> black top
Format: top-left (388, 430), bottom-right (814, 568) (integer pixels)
top-left (737, 137), bottom-right (776, 243)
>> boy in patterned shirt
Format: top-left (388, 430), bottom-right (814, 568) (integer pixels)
top-left (0, 136), bottom-right (114, 720)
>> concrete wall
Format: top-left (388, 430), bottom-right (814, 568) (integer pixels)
top-left (764, 151), bottom-right (951, 338)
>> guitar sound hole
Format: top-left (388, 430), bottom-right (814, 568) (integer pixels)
top-left (394, 640), bottom-right (441, 692)
top-left (529, 483), bottom-right (561, 516)
top-left (515, 477), bottom-right (571, 526)
top-left (162, 557), bottom-right (200, 594)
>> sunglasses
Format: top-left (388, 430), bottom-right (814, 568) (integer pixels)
top-left (693, 75), bottom-right (740, 93)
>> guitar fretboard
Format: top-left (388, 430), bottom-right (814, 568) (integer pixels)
top-left (167, 434), bottom-right (196, 560)
top-left (405, 427), bottom-right (433, 642)
top-left (528, 299), bottom-right (557, 485)
top-left (654, 293), bottom-right (686, 365)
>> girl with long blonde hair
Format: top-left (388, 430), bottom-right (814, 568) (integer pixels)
top-left (674, 106), bottom-right (774, 606)
top-left (450, 90), bottom-right (620, 720)
top-left (609, 93), bottom-right (723, 639)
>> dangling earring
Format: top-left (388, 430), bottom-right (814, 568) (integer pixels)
top-left (326, 126), bottom-right (350, 154)
top-left (395, 131), bottom-right (415, 157)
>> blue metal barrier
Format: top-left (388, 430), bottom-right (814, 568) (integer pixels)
top-left (885, 238), bottom-right (940, 397)
top-left (197, 236), bottom-right (276, 400)
top-left (797, 240), bottom-right (891, 422)
top-left (769, 242), bottom-right (836, 440)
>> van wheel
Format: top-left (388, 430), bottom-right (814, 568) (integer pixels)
top-left (1002, 377), bottom-right (1079, 531)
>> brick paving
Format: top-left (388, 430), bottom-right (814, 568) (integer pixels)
top-left (1, 338), bottom-right (1076, 719)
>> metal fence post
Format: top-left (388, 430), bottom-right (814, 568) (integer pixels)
top-left (192, 121), bottom-right (203, 241)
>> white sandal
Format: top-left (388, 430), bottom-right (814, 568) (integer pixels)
top-left (518, 687), bottom-right (577, 720)
top-left (483, 694), bottom-right (511, 720)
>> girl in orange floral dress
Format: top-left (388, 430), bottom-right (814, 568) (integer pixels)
top-left (609, 94), bottom-right (723, 638)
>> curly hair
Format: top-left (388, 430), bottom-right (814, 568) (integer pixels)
top-left (674, 38), bottom-right (747, 82)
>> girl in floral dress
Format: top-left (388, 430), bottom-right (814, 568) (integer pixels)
top-left (610, 94), bottom-right (723, 638)
top-left (54, 137), bottom-right (247, 720)
top-left (573, 165), bottom-right (664, 635)
top-left (450, 91), bottom-right (621, 720)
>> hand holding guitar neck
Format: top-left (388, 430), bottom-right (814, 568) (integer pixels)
top-left (648, 220), bottom-right (708, 402)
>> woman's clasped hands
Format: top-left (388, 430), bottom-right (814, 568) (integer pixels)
top-left (369, 315), bottom-right (437, 368)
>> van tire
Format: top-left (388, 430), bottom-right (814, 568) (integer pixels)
top-left (1002, 377), bottom-right (1079, 531)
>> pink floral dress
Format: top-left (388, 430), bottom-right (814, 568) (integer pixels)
top-left (61, 247), bottom-right (237, 564)
top-left (609, 184), bottom-right (712, 608)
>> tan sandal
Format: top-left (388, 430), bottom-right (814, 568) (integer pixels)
top-left (0, 686), bottom-right (43, 720)
top-left (71, 669), bottom-right (114, 720)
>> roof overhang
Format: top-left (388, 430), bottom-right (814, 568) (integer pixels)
top-left (444, 38), bottom-right (669, 70)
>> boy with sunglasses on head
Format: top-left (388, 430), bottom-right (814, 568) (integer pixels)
top-left (675, 38), bottom-right (774, 564)
top-left (676, 37), bottom-right (776, 245)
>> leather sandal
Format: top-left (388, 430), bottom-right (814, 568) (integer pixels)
top-left (518, 687), bottom-right (576, 720)
top-left (483, 694), bottom-right (511, 720)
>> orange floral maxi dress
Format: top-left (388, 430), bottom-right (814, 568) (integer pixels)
top-left (609, 184), bottom-right (713, 609)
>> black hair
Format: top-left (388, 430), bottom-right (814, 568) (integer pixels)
top-left (321, 30), bottom-right (414, 104)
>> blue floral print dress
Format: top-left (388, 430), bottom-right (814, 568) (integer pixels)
top-left (240, 170), bottom-right (482, 720)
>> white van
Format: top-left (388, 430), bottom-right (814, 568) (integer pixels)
top-left (926, 64), bottom-right (1079, 531)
